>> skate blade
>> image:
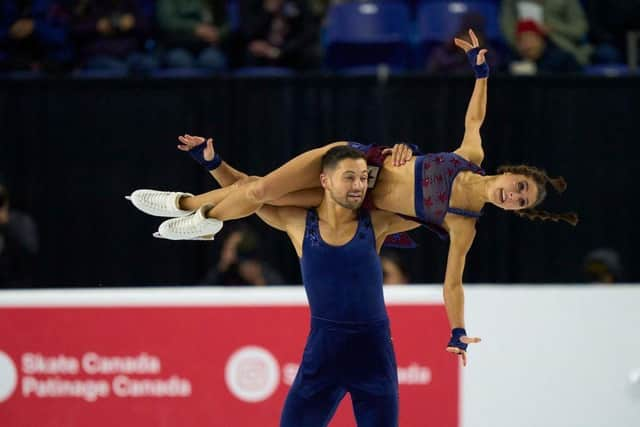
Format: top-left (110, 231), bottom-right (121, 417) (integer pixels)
top-left (152, 232), bottom-right (214, 241)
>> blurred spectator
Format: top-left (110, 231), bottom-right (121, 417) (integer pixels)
top-left (0, 184), bottom-right (39, 287)
top-left (427, 12), bottom-right (503, 74)
top-left (380, 250), bottom-right (410, 286)
top-left (500, 0), bottom-right (591, 74)
top-left (241, 0), bottom-right (320, 69)
top-left (584, 0), bottom-right (640, 65)
top-left (157, 0), bottom-right (228, 71)
top-left (71, 0), bottom-right (157, 74)
top-left (202, 225), bottom-right (284, 286)
top-left (0, 0), bottom-right (73, 73)
top-left (583, 248), bottom-right (623, 284)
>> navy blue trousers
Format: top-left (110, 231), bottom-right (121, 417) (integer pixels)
top-left (280, 317), bottom-right (399, 427)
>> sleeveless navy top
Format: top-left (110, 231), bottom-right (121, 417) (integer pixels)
top-left (347, 142), bottom-right (486, 241)
top-left (300, 209), bottom-right (387, 323)
top-left (412, 152), bottom-right (486, 240)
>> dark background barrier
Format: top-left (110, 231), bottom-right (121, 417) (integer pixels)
top-left (0, 75), bottom-right (637, 286)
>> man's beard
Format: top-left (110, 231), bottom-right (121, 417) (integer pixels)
top-left (328, 190), bottom-right (363, 210)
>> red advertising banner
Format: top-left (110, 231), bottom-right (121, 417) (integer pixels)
top-left (0, 289), bottom-right (458, 427)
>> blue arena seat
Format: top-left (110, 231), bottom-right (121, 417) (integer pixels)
top-left (325, 1), bottom-right (412, 70)
top-left (416, 1), bottom-right (501, 43)
top-left (583, 64), bottom-right (634, 77)
top-left (232, 67), bottom-right (296, 77)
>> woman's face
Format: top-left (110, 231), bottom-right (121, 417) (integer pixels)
top-left (490, 173), bottom-right (539, 210)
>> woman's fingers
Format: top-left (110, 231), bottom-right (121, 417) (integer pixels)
top-left (454, 37), bottom-right (472, 52)
top-left (477, 49), bottom-right (488, 65)
top-left (178, 135), bottom-right (195, 147)
top-left (400, 145), bottom-right (411, 164)
top-left (394, 144), bottom-right (402, 166)
top-left (446, 346), bottom-right (469, 367)
top-left (404, 147), bottom-right (412, 162)
top-left (204, 138), bottom-right (215, 161)
top-left (469, 29), bottom-right (479, 47)
top-left (183, 134), bottom-right (205, 144)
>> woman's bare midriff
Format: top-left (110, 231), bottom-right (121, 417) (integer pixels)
top-left (371, 156), bottom-right (417, 217)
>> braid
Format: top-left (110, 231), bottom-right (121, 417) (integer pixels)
top-left (515, 209), bottom-right (579, 226)
top-left (546, 176), bottom-right (567, 193)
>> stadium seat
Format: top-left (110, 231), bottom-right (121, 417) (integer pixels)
top-left (416, 1), bottom-right (501, 44)
top-left (233, 67), bottom-right (296, 77)
top-left (325, 1), bottom-right (412, 70)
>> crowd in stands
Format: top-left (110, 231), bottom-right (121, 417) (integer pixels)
top-left (1, 0), bottom-right (638, 77)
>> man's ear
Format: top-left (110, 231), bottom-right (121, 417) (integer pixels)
top-left (320, 172), bottom-right (329, 189)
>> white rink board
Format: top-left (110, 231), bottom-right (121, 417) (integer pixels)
top-left (1, 285), bottom-right (639, 427)
top-left (462, 286), bottom-right (640, 427)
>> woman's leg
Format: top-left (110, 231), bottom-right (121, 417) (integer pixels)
top-left (180, 182), bottom-right (322, 212)
top-left (178, 177), bottom-right (259, 211)
top-left (268, 188), bottom-right (324, 208)
top-left (206, 142), bottom-right (346, 220)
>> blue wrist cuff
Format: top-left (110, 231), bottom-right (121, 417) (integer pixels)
top-left (466, 47), bottom-right (489, 79)
top-left (448, 327), bottom-right (468, 351)
top-left (188, 142), bottom-right (222, 171)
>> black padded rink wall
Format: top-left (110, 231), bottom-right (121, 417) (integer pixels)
top-left (0, 75), bottom-right (637, 286)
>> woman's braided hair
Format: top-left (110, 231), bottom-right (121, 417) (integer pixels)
top-left (496, 165), bottom-right (578, 226)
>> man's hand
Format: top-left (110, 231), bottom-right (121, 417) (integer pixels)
top-left (177, 134), bottom-right (215, 161)
top-left (446, 329), bottom-right (481, 367)
top-left (382, 143), bottom-right (414, 167)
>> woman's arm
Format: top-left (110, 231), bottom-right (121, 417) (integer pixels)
top-left (453, 30), bottom-right (488, 165)
top-left (442, 220), bottom-right (481, 366)
top-left (443, 228), bottom-right (474, 330)
top-left (464, 77), bottom-right (488, 131)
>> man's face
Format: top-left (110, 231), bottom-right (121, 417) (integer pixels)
top-left (517, 31), bottom-right (545, 61)
top-left (321, 158), bottom-right (369, 210)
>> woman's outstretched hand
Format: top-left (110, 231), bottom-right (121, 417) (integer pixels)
top-left (454, 29), bottom-right (488, 65)
top-left (178, 134), bottom-right (215, 161)
top-left (446, 334), bottom-right (482, 367)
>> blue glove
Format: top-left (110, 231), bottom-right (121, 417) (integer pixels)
top-left (466, 47), bottom-right (489, 79)
top-left (447, 327), bottom-right (468, 351)
top-left (188, 140), bottom-right (222, 171)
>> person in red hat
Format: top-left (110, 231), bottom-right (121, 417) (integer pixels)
top-left (510, 18), bottom-right (581, 73)
top-left (500, 0), bottom-right (591, 73)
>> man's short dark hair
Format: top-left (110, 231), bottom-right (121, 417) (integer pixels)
top-left (321, 146), bottom-right (366, 172)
